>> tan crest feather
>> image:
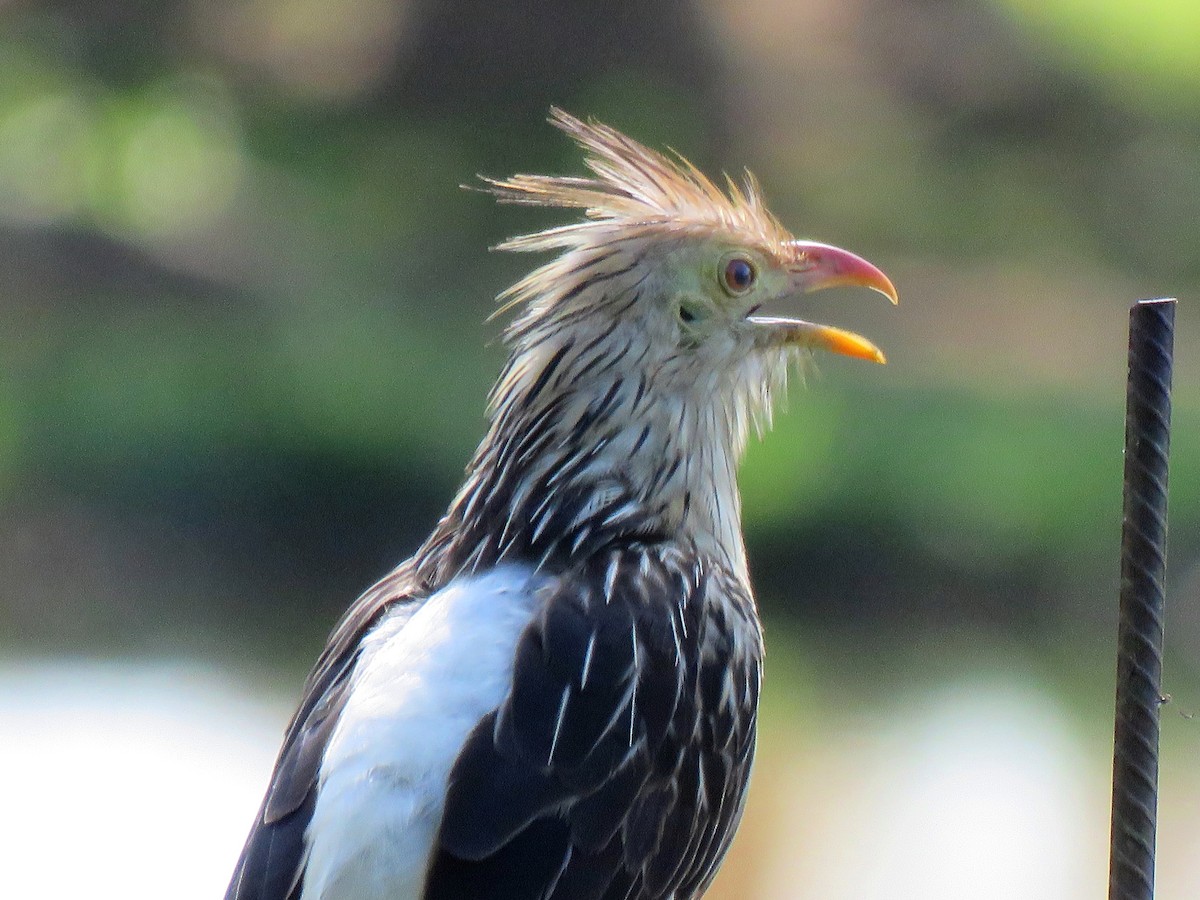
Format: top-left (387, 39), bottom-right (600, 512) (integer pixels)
top-left (478, 108), bottom-right (795, 256)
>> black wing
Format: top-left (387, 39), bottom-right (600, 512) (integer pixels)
top-left (225, 562), bottom-right (425, 900)
top-left (425, 547), bottom-right (762, 900)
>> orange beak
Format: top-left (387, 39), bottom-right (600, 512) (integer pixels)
top-left (747, 240), bottom-right (896, 364)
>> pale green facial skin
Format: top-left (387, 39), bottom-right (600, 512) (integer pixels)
top-left (662, 241), bottom-right (778, 340)
top-left (658, 237), bottom-right (890, 364)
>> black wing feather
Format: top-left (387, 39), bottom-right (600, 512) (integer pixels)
top-left (225, 563), bottom-right (424, 900)
top-left (429, 818), bottom-right (575, 900)
top-left (436, 710), bottom-right (567, 860)
top-left (427, 547), bottom-right (761, 900)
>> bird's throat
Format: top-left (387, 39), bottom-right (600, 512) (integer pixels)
top-left (420, 348), bottom-right (754, 584)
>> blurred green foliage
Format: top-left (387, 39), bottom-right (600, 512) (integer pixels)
top-left (0, 0), bottom-right (1197, 665)
top-left (997, 0), bottom-right (1200, 109)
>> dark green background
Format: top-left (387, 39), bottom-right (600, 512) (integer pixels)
top-left (1, 1), bottom-right (1198, 895)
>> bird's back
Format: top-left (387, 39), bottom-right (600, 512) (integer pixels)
top-left (227, 541), bottom-right (762, 900)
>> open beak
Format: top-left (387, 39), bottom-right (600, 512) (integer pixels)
top-left (749, 240), bottom-right (897, 364)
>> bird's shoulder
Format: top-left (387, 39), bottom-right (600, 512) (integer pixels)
top-left (225, 560), bottom-right (428, 900)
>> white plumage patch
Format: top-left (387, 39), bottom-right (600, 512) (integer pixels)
top-left (301, 566), bottom-right (545, 900)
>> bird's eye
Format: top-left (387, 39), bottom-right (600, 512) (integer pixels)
top-left (721, 257), bottom-right (756, 295)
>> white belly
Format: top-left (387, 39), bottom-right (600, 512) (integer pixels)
top-left (300, 565), bottom-right (544, 900)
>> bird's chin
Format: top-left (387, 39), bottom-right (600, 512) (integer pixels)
top-left (746, 315), bottom-right (886, 364)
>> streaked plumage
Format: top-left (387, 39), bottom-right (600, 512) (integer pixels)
top-left (226, 109), bottom-right (895, 900)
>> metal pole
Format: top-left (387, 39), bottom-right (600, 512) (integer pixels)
top-left (1108, 298), bottom-right (1175, 900)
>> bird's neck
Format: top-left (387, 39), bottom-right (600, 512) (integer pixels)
top-left (416, 336), bottom-right (750, 587)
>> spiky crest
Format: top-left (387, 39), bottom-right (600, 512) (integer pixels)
top-left (482, 108), bottom-right (793, 248)
top-left (476, 108), bottom-right (795, 324)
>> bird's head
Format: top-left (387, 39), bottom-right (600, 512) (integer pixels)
top-left (456, 110), bottom-right (896, 565)
top-left (480, 110), bottom-right (895, 419)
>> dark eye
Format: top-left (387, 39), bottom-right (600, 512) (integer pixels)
top-left (721, 257), bottom-right (756, 294)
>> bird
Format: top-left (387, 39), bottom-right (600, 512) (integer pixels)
top-left (225, 108), bottom-right (897, 900)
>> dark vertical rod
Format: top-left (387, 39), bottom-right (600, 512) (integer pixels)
top-left (1109, 298), bottom-right (1175, 900)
